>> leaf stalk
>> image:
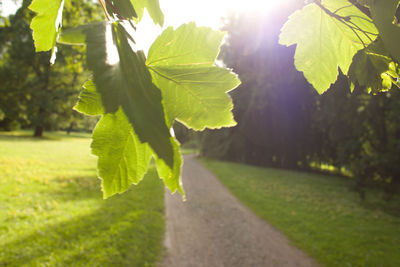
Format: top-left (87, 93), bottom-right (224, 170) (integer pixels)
top-left (98, 0), bottom-right (111, 21)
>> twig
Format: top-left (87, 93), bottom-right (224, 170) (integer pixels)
top-left (98, 0), bottom-right (111, 21)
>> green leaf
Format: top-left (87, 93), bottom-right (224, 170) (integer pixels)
top-left (29, 0), bottom-right (64, 52)
top-left (147, 23), bottom-right (240, 130)
top-left (76, 80), bottom-right (184, 198)
top-left (58, 26), bottom-right (86, 45)
top-left (74, 80), bottom-right (104, 116)
top-left (349, 39), bottom-right (398, 92)
top-left (76, 21), bottom-right (174, 168)
top-left (104, 0), bottom-right (163, 26)
top-left (368, 0), bottom-right (400, 63)
top-left (130, 0), bottom-right (164, 26)
top-left (155, 136), bottom-right (184, 196)
top-left (279, 0), bottom-right (378, 94)
top-left (381, 73), bottom-right (392, 90)
top-left (148, 23), bottom-right (224, 66)
top-left (106, 0), bottom-right (137, 20)
top-left (91, 108), bottom-right (153, 199)
top-left (388, 62), bottom-right (400, 78)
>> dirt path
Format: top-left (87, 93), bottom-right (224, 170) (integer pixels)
top-left (160, 155), bottom-right (318, 267)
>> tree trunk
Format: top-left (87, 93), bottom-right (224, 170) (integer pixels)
top-left (34, 125), bottom-right (44, 137)
top-left (66, 122), bottom-right (74, 135)
top-left (33, 58), bottom-right (51, 138)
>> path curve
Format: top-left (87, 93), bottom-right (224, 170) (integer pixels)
top-left (160, 155), bottom-right (318, 267)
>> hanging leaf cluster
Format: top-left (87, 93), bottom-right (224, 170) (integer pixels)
top-left (28, 0), bottom-right (400, 198)
top-left (279, 0), bottom-right (400, 94)
top-left (28, 0), bottom-right (240, 198)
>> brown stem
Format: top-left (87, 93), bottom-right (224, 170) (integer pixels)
top-left (98, 0), bottom-right (111, 21)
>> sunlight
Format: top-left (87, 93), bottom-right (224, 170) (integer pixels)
top-left (136, 0), bottom-right (289, 53)
top-left (1, 0), bottom-right (288, 55)
top-left (1, 0), bottom-right (20, 17)
top-left (228, 0), bottom-right (284, 14)
top-left (105, 25), bottom-right (120, 65)
top-left (158, 0), bottom-right (287, 30)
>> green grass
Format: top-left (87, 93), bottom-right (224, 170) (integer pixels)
top-left (0, 131), bottom-right (165, 267)
top-left (202, 159), bottom-right (400, 267)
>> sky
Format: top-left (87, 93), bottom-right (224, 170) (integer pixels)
top-left (1, 0), bottom-right (286, 52)
top-left (1, 0), bottom-right (20, 16)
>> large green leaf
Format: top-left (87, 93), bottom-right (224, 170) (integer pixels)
top-left (91, 108), bottom-right (153, 198)
top-left (148, 23), bottom-right (224, 66)
top-left (368, 0), bottom-right (400, 63)
top-left (57, 26), bottom-right (86, 45)
top-left (130, 0), bottom-right (164, 26)
top-left (76, 21), bottom-right (174, 168)
top-left (28, 0), bottom-right (64, 52)
top-left (279, 0), bottom-right (378, 94)
top-left (73, 80), bottom-right (104, 116)
top-left (155, 136), bottom-right (184, 196)
top-left (75, 81), bottom-right (184, 198)
top-left (147, 23), bottom-right (240, 130)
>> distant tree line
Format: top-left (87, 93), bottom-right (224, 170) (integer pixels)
top-left (0, 0), bottom-right (101, 136)
top-left (199, 9), bottom-right (400, 199)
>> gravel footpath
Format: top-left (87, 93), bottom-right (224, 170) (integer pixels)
top-left (160, 155), bottom-right (318, 267)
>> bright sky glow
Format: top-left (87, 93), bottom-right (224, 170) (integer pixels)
top-left (105, 24), bottom-right (120, 65)
top-left (1, 0), bottom-right (20, 17)
top-left (137, 0), bottom-right (287, 53)
top-left (1, 0), bottom-right (287, 52)
top-left (161, 0), bottom-right (285, 29)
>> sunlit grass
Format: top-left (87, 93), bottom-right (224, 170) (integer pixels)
top-left (202, 159), bottom-right (400, 267)
top-left (0, 131), bottom-right (164, 266)
top-left (309, 161), bottom-right (352, 177)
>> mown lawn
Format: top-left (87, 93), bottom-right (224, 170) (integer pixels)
top-left (0, 131), bottom-right (165, 267)
top-left (202, 159), bottom-right (400, 267)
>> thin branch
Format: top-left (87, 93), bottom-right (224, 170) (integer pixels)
top-left (98, 0), bottom-right (111, 21)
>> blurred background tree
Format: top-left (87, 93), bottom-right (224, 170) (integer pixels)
top-left (197, 5), bottom-right (400, 199)
top-left (0, 0), bottom-right (102, 135)
top-left (200, 5), bottom-right (317, 169)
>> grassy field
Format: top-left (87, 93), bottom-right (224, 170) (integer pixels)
top-left (202, 159), bottom-right (400, 267)
top-left (0, 131), bottom-right (165, 266)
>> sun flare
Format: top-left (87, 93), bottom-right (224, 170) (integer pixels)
top-left (136, 0), bottom-right (289, 53)
top-left (227, 0), bottom-right (284, 14)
